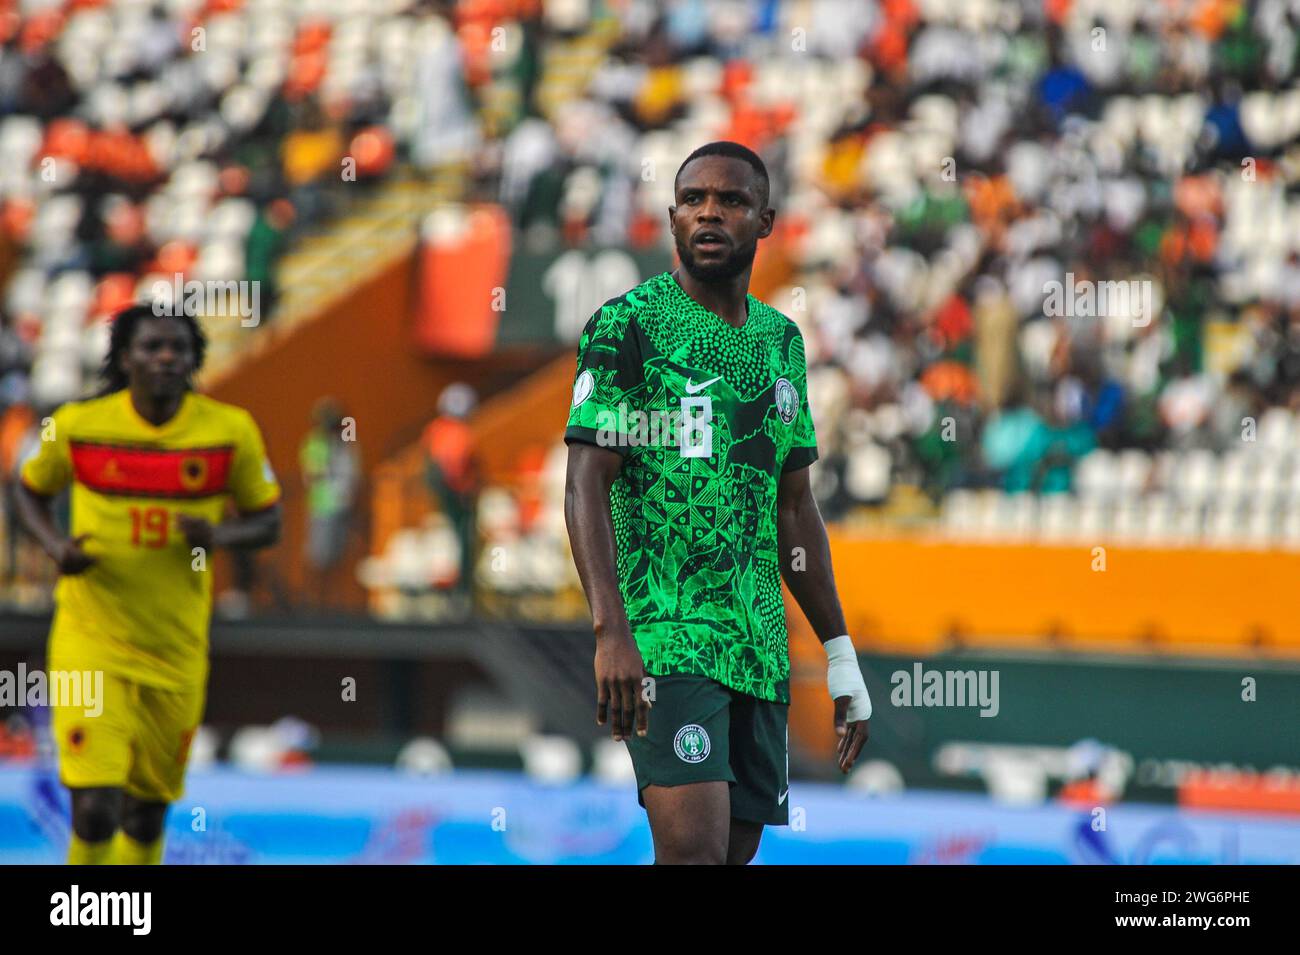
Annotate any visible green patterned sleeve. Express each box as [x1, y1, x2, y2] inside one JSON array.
[[783, 327, 819, 473], [563, 302, 644, 456]]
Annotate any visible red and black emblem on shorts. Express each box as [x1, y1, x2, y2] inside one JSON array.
[[67, 727, 86, 753]]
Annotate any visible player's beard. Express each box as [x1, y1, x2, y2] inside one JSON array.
[[676, 232, 758, 283]]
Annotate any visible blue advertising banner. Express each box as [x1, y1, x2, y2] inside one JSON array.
[[1, 766, 1296, 865]]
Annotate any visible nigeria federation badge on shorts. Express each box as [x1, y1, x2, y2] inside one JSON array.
[[673, 724, 711, 763]]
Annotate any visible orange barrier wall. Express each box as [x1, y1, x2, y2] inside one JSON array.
[[783, 536, 1300, 759], [797, 535, 1300, 656]]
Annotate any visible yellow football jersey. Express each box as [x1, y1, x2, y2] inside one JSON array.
[[20, 390, 280, 690]]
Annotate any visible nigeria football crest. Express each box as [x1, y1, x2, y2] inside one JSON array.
[[673, 724, 711, 763], [774, 377, 798, 425], [572, 369, 595, 408]]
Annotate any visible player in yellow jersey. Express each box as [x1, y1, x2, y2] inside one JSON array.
[[14, 303, 282, 865]]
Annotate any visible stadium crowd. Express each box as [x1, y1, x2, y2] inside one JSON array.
[[0, 0, 463, 420], [0, 0, 470, 601], [481, 0, 1300, 514]]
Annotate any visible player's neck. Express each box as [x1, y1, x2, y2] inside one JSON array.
[[128, 388, 185, 427], [672, 268, 750, 328]]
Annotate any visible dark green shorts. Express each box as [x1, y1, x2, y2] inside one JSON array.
[[625, 672, 790, 826]]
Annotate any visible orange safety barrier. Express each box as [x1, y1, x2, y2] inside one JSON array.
[[801, 533, 1300, 656], [415, 205, 511, 358]]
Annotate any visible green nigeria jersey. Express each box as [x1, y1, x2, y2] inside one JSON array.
[[564, 270, 818, 703]]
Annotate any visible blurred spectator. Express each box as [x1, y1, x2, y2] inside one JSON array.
[[422, 383, 479, 601], [84, 196, 151, 277], [0, 387, 34, 584], [983, 385, 1095, 494], [1210, 369, 1260, 450], [1159, 358, 1216, 451], [2, 391, 56, 599], [411, 16, 481, 169], [299, 398, 361, 609], [0, 312, 30, 384], [245, 199, 296, 320], [281, 98, 344, 228]]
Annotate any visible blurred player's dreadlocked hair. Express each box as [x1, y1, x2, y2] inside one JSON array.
[[98, 304, 207, 396]]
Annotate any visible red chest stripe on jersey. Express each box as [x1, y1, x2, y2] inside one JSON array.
[[70, 442, 235, 498]]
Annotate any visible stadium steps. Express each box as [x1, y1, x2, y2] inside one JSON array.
[[534, 17, 621, 119], [202, 163, 469, 379], [271, 169, 465, 320]]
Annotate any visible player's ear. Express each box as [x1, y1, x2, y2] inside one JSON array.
[[758, 206, 775, 240]]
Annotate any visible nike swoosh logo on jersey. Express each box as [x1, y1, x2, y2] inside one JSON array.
[[778, 789, 788, 805], [684, 375, 722, 394]]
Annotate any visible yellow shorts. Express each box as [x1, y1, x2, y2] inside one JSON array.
[[50, 671, 204, 804]]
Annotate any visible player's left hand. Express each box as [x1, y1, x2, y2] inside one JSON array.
[[177, 514, 214, 550], [823, 635, 871, 774], [833, 698, 869, 774]]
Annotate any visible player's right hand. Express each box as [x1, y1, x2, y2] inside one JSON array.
[[593, 630, 649, 742], [51, 535, 96, 575]]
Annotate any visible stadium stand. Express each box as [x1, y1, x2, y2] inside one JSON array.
[[348, 0, 1300, 627]]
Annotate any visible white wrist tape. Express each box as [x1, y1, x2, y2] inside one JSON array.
[[824, 634, 872, 721]]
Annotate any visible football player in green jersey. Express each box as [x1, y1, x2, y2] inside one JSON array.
[[564, 141, 872, 865]]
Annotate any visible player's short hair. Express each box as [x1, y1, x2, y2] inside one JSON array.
[[98, 303, 207, 395], [675, 141, 771, 208]]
